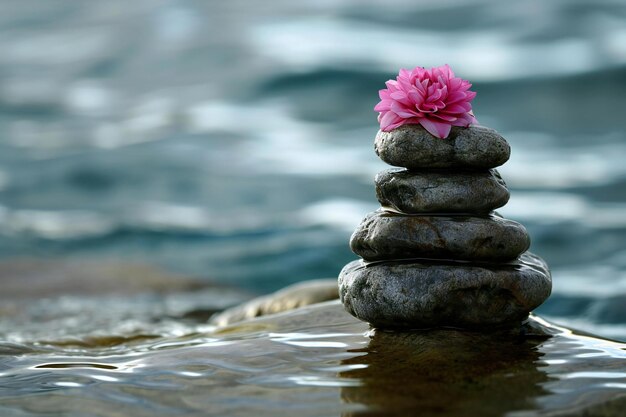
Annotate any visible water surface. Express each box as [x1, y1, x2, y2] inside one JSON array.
[[1, 301, 625, 416]]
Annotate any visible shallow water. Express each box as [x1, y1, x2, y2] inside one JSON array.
[[1, 301, 625, 417]]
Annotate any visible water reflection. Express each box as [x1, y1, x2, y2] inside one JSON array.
[[0, 302, 624, 416], [339, 323, 551, 416], [338, 315, 626, 416]]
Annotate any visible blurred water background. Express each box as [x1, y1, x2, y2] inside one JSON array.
[[0, 0, 625, 340]]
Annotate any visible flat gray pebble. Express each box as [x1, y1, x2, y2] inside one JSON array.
[[375, 125, 510, 169], [375, 168, 509, 214], [350, 211, 530, 262]]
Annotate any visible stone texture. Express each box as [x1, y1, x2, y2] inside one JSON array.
[[338, 252, 552, 329], [375, 168, 509, 214], [211, 279, 338, 326], [374, 125, 510, 169], [350, 211, 530, 262]]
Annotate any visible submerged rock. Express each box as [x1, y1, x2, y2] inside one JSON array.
[[375, 168, 509, 214], [210, 279, 338, 326], [339, 252, 552, 329], [350, 211, 530, 262], [374, 125, 510, 169]]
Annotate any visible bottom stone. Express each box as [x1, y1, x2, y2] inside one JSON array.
[[338, 252, 551, 329]]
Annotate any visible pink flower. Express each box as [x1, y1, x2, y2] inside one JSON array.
[[374, 64, 478, 138]]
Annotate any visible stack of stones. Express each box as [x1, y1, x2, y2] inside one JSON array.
[[339, 125, 552, 329]]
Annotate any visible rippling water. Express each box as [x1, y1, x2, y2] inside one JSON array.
[[0, 0, 625, 384], [1, 302, 625, 416]]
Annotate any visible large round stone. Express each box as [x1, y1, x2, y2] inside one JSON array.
[[374, 125, 510, 169], [338, 252, 552, 329], [375, 168, 509, 214], [350, 211, 530, 262]]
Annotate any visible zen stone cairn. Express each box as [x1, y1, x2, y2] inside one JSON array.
[[339, 124, 552, 329]]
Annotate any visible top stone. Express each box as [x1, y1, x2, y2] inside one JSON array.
[[375, 125, 510, 169]]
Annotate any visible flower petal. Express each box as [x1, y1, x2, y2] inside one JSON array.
[[431, 112, 457, 122], [380, 111, 401, 131], [407, 90, 424, 104], [420, 118, 452, 138], [391, 101, 419, 117], [397, 75, 412, 92], [446, 91, 467, 103], [378, 89, 391, 100], [390, 91, 412, 106], [444, 102, 471, 113], [385, 120, 407, 131], [385, 80, 398, 91], [374, 100, 391, 112]]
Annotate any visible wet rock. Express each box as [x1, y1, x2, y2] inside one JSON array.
[[350, 211, 530, 262], [210, 279, 339, 326], [339, 252, 552, 329], [375, 125, 510, 169], [375, 168, 509, 214]]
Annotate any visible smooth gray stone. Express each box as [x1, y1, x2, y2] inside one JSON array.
[[375, 168, 509, 214], [374, 125, 510, 169], [338, 252, 552, 329], [210, 279, 338, 326], [350, 211, 530, 262]]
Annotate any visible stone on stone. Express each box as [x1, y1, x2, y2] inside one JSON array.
[[350, 211, 530, 262], [375, 168, 509, 214], [338, 252, 552, 329], [374, 125, 510, 169]]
